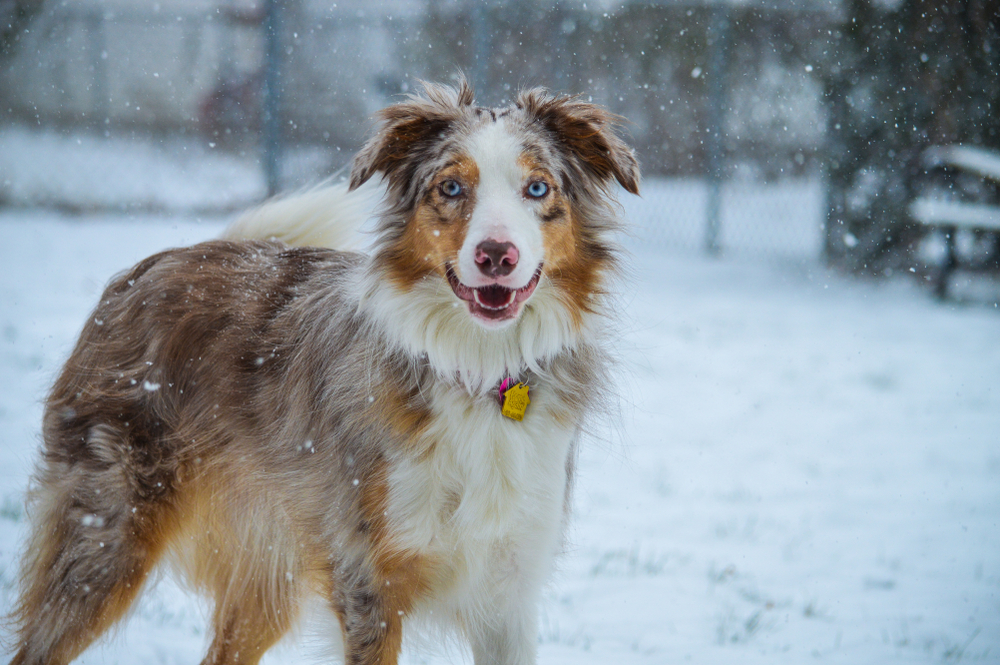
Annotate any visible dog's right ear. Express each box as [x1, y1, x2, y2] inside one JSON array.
[[350, 79, 475, 191]]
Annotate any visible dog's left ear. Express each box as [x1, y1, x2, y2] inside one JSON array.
[[518, 90, 640, 196], [350, 79, 475, 191]]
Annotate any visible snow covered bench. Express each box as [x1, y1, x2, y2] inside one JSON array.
[[909, 145, 1000, 298]]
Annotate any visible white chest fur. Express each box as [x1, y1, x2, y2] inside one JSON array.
[[385, 378, 577, 610]]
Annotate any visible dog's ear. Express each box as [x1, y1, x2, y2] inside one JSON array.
[[350, 79, 475, 191], [518, 90, 640, 196]]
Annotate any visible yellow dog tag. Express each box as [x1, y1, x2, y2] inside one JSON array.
[[501, 383, 530, 421]]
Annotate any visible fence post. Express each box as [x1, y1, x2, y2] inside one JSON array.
[[704, 2, 730, 255], [87, 10, 109, 129], [262, 0, 282, 198], [471, 2, 490, 101]]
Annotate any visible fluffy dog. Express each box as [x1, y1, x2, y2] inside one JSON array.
[[9, 79, 639, 665]]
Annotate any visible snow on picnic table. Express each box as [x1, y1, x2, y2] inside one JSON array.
[[0, 200, 997, 664]]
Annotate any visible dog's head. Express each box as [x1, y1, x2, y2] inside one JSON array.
[[352, 79, 639, 333]]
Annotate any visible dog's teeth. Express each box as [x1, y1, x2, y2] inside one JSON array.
[[473, 289, 515, 310], [472, 290, 492, 309]]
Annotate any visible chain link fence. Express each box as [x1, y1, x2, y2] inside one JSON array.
[[1, 0, 837, 260]]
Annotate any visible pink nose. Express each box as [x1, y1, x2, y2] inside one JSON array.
[[475, 240, 519, 278]]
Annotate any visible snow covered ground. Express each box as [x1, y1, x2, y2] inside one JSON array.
[[0, 126, 338, 214], [0, 193, 997, 664], [0, 126, 266, 213]]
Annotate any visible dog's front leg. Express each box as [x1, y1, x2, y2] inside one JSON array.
[[338, 578, 405, 665], [465, 545, 551, 665], [468, 600, 539, 665], [336, 542, 429, 665]]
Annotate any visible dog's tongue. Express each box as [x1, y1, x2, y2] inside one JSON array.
[[474, 285, 514, 309]]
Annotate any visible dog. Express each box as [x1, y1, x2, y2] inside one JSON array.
[[9, 79, 639, 665]]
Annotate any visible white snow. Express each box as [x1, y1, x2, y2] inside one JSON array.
[[910, 198, 1000, 231], [0, 126, 266, 212], [923, 145, 1000, 183], [622, 177, 825, 257], [0, 186, 997, 664]]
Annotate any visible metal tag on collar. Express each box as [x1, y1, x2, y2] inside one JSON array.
[[500, 381, 530, 421]]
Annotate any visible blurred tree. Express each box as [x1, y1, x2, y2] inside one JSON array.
[[0, 0, 42, 60], [823, 0, 1000, 274]]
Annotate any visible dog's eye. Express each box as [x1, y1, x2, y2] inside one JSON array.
[[526, 181, 549, 199], [439, 180, 463, 198]]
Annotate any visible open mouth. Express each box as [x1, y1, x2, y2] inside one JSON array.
[[445, 264, 542, 322]]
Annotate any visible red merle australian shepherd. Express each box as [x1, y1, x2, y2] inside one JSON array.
[[9, 79, 639, 665]]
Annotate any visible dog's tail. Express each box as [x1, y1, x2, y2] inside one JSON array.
[[222, 179, 381, 250]]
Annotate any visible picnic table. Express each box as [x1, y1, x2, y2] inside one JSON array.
[[909, 145, 1000, 299]]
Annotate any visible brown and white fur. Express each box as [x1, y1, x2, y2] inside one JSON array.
[[8, 79, 639, 665]]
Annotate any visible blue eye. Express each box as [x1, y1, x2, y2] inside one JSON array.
[[526, 181, 549, 198], [440, 180, 463, 197]]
